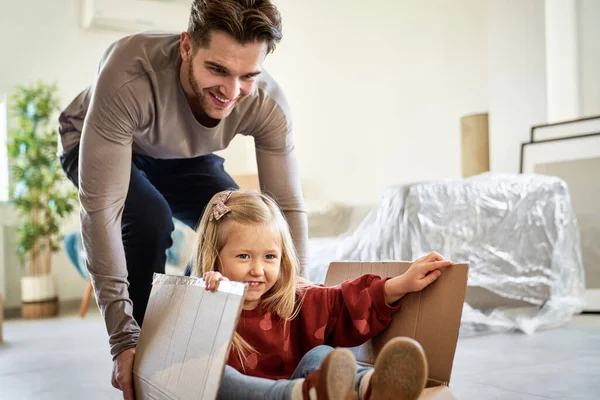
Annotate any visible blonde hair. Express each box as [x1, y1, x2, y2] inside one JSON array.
[[190, 189, 306, 367]]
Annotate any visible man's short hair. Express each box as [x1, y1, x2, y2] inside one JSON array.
[[188, 0, 283, 53]]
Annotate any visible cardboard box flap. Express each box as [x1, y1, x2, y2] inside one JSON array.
[[324, 262, 468, 386], [133, 274, 247, 400], [420, 386, 457, 399]]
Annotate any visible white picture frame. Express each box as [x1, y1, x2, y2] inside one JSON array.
[[530, 115, 600, 142], [521, 134, 600, 312]]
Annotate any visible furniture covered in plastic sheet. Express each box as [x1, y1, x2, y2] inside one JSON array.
[[307, 173, 586, 335]]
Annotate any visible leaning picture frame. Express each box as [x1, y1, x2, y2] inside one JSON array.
[[520, 133, 600, 312], [530, 115, 600, 142]]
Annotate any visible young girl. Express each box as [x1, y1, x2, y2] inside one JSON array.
[[191, 190, 453, 400]]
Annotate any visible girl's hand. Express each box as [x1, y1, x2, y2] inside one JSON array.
[[203, 271, 229, 291], [384, 252, 453, 304], [401, 252, 453, 293]]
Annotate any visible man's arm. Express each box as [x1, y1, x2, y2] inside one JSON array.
[[252, 100, 308, 271], [256, 145, 308, 268], [79, 83, 140, 358]]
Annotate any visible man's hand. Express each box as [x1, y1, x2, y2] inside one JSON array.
[[112, 347, 136, 400], [384, 252, 453, 304]]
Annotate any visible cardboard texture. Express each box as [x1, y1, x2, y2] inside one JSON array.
[[133, 274, 247, 400], [324, 262, 468, 399], [461, 113, 490, 177], [135, 262, 467, 400], [419, 386, 457, 400]]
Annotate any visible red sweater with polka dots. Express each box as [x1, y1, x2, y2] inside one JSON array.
[[227, 274, 401, 380]]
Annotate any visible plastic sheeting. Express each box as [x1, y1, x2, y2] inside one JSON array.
[[334, 173, 586, 335]]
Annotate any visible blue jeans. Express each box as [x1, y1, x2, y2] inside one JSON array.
[[59, 144, 238, 325], [218, 345, 372, 400]]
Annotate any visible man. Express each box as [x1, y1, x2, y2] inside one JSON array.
[[57, 1, 307, 398]]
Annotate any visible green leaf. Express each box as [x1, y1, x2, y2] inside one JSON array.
[[7, 81, 78, 269]]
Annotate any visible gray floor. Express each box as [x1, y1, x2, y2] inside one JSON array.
[[1, 310, 599, 399]]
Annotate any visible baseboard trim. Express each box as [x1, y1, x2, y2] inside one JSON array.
[[583, 289, 600, 312], [3, 298, 97, 319]]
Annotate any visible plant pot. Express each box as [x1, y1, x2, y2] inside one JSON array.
[[20, 274, 59, 319]]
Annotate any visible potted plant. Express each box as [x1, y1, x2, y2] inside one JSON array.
[[7, 82, 78, 319]]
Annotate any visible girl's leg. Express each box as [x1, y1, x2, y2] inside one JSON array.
[[291, 345, 374, 398], [290, 345, 335, 379], [218, 365, 300, 400], [300, 348, 357, 399], [356, 364, 374, 398], [358, 337, 428, 400], [218, 347, 358, 400]]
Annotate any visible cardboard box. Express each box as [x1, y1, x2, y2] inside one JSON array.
[[461, 113, 490, 178], [134, 262, 468, 399], [133, 274, 247, 400], [324, 262, 468, 400]]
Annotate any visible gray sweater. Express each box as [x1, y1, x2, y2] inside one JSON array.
[[58, 32, 307, 358]]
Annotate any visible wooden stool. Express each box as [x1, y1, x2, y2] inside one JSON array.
[[79, 281, 94, 318]]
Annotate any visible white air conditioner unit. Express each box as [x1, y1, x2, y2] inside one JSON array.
[[81, 0, 190, 33]]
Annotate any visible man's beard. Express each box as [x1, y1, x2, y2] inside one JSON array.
[[188, 60, 206, 109], [187, 60, 241, 122]]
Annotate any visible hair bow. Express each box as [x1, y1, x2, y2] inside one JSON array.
[[209, 191, 233, 221]]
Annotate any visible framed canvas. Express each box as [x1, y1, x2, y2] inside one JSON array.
[[521, 133, 600, 312], [530, 115, 600, 142]]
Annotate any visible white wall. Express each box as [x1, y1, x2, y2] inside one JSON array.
[[0, 1, 129, 110], [266, 0, 489, 203], [4, 0, 594, 306], [545, 0, 580, 122], [486, 0, 547, 173], [0, 0, 491, 205], [0, 0, 128, 307], [577, 0, 600, 117], [0, 0, 490, 304], [486, 0, 600, 173]]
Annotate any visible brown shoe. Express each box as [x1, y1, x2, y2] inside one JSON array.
[[302, 348, 358, 399], [365, 337, 427, 400]]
